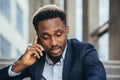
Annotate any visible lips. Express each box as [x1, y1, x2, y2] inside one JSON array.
[[50, 47, 62, 55]]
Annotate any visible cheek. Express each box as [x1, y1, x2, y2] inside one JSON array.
[[57, 35, 67, 45], [41, 41, 50, 50]]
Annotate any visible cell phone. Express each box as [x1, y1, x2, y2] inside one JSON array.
[[37, 36, 42, 45], [37, 36, 46, 54]]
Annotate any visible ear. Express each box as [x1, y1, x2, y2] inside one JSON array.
[[65, 26, 69, 35]]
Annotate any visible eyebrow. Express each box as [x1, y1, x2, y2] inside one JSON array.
[[40, 32, 50, 37], [40, 28, 64, 36], [54, 28, 64, 32]]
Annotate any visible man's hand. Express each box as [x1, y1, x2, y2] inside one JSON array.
[[12, 35, 44, 73]]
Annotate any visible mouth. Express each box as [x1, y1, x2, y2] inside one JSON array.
[[50, 47, 62, 55]]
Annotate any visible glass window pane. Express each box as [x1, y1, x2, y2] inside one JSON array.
[[0, 36, 11, 57], [99, 0, 109, 26], [98, 0, 109, 61], [75, 0, 83, 41], [99, 33, 109, 61], [0, 0, 11, 21], [16, 4, 23, 35]]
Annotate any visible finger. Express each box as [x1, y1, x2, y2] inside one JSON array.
[[28, 47, 43, 57], [29, 44, 44, 52], [33, 35, 38, 44], [36, 44, 44, 51], [29, 46, 43, 57], [31, 43, 44, 51], [32, 51, 40, 58], [35, 48, 43, 56]]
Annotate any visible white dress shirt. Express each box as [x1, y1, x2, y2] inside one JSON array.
[[42, 45, 67, 80]]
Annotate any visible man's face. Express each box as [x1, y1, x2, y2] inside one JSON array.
[[37, 17, 69, 57]]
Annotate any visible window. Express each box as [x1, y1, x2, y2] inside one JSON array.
[[60, 0, 64, 9], [99, 33, 109, 61], [16, 4, 23, 35], [98, 0, 109, 61], [0, 0, 11, 21], [0, 36, 11, 57], [75, 0, 83, 41], [99, 0, 109, 26]]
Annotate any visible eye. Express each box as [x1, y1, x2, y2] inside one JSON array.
[[42, 35, 50, 40], [56, 32, 62, 37]]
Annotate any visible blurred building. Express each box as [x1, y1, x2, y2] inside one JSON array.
[[0, 0, 120, 80], [0, 0, 29, 68]]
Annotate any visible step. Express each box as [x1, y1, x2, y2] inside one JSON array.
[[105, 64, 120, 75], [107, 75, 120, 80], [103, 61, 120, 75]]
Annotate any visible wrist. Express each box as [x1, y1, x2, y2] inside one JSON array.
[[12, 60, 28, 73], [9, 65, 21, 76]]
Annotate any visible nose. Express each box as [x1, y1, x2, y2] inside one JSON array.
[[50, 37, 57, 46]]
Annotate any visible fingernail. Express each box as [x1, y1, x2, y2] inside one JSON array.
[[38, 56, 40, 58], [41, 53, 43, 56], [42, 48, 44, 51]]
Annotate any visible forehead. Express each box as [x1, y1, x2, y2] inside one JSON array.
[[37, 17, 65, 33]]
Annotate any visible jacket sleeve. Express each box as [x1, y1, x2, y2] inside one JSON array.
[[0, 65, 30, 80], [0, 66, 10, 80], [82, 43, 106, 80]]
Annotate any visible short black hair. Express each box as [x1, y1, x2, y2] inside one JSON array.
[[32, 5, 66, 31]]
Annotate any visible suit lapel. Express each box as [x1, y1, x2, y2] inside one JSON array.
[[62, 40, 73, 80], [35, 53, 46, 80]]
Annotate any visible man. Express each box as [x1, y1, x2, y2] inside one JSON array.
[[0, 5, 106, 80]]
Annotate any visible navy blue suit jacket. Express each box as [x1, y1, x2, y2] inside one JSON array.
[[0, 39, 106, 80]]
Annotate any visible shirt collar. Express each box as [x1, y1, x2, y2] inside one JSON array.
[[46, 44, 67, 65]]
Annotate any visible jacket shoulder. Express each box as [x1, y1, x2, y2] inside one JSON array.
[[69, 38, 96, 59], [70, 38, 94, 49]]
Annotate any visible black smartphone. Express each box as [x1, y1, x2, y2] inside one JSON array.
[[37, 36, 46, 54], [37, 36, 42, 45]]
